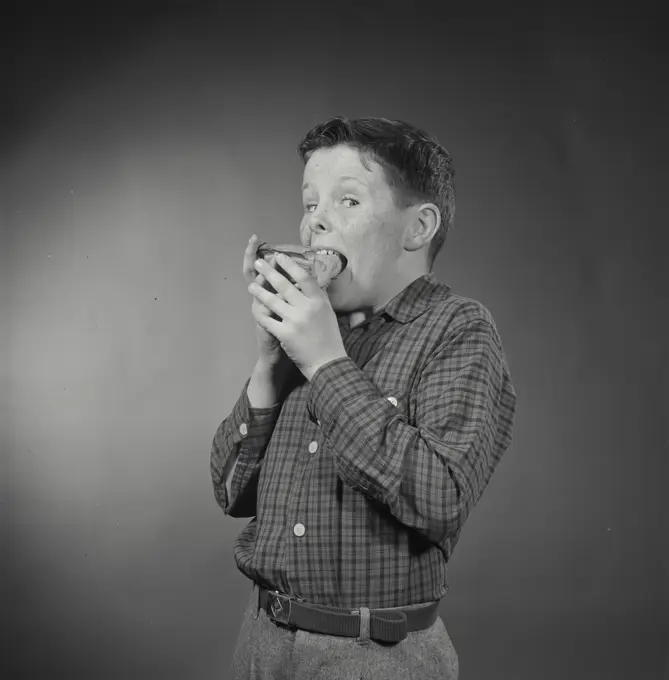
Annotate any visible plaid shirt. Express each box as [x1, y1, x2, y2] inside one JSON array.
[[210, 273, 516, 609]]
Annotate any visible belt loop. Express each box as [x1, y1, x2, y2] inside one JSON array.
[[253, 582, 260, 620], [357, 607, 371, 646]]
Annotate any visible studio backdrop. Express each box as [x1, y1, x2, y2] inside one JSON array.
[[4, 3, 666, 679]]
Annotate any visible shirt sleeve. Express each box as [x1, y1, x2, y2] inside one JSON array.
[[306, 319, 516, 547], [210, 376, 283, 518]]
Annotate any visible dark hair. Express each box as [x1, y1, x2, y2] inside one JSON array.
[[297, 117, 455, 270]]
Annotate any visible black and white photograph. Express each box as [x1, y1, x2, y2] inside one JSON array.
[[4, 1, 666, 678]]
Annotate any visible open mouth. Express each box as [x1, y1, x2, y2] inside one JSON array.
[[256, 242, 348, 288]]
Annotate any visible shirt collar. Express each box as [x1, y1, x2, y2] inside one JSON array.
[[337, 273, 452, 329], [381, 273, 451, 323]]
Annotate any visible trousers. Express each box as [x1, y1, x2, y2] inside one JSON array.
[[229, 582, 459, 679]]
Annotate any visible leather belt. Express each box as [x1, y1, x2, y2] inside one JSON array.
[[257, 586, 439, 643]]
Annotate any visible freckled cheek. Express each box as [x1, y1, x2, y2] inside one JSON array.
[[299, 219, 310, 244]]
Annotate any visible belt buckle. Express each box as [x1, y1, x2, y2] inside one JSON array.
[[268, 590, 292, 626]]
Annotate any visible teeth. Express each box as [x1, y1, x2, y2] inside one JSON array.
[[316, 249, 339, 256]]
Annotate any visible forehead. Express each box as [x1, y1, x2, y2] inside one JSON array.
[[302, 145, 385, 188]]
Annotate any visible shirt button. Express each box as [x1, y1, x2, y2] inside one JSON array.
[[293, 523, 306, 537], [387, 396, 398, 407], [308, 441, 318, 454], [239, 423, 248, 436]]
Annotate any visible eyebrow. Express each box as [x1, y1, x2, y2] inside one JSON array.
[[302, 176, 367, 191], [340, 176, 367, 186]]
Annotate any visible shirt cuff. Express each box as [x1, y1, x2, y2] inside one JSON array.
[[211, 376, 283, 488], [306, 357, 381, 430]]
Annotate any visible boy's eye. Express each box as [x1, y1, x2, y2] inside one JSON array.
[[304, 197, 358, 212]]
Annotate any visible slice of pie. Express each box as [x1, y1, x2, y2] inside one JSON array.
[[256, 242, 348, 289]]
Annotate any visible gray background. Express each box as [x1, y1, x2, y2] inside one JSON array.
[[3, 1, 667, 678]]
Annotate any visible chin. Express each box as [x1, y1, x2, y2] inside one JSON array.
[[325, 269, 363, 313], [326, 286, 349, 313], [328, 288, 367, 316], [326, 288, 344, 311]]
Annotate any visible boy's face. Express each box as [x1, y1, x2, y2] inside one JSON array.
[[300, 144, 410, 313]]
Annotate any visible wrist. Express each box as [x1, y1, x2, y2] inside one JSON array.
[[248, 358, 295, 408], [303, 353, 348, 382], [254, 357, 294, 379]]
